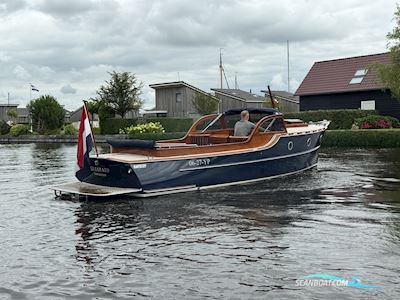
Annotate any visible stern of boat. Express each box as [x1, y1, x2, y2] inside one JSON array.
[[82, 156, 142, 189]]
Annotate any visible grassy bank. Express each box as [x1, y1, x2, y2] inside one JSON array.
[[323, 129, 400, 147]]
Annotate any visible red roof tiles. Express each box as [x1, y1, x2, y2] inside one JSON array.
[[295, 52, 391, 96]]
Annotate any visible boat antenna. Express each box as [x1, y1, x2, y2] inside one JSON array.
[[267, 85, 278, 110], [83, 100, 99, 157]]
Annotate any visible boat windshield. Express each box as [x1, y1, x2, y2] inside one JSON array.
[[201, 113, 223, 133], [193, 110, 278, 133], [224, 112, 270, 130]]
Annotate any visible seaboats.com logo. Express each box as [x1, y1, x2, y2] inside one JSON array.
[[296, 274, 382, 289]]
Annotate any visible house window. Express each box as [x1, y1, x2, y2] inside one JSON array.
[[361, 100, 375, 110], [176, 92, 182, 103], [349, 68, 368, 84]]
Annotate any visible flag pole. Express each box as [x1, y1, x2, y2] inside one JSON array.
[[83, 100, 99, 157]]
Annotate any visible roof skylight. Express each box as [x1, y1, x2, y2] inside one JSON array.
[[349, 68, 368, 84]]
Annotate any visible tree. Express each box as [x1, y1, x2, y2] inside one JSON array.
[[85, 99, 100, 121], [375, 4, 400, 100], [27, 95, 65, 134], [95, 71, 144, 118], [192, 92, 219, 115], [7, 109, 17, 119]]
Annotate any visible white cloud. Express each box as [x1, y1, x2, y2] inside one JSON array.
[[60, 84, 77, 94], [0, 0, 397, 109], [12, 65, 30, 80], [0, 51, 11, 62]]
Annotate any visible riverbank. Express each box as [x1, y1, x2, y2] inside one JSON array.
[[1, 129, 399, 147], [0, 134, 129, 144]]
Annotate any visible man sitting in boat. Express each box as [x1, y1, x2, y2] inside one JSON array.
[[234, 110, 255, 136]]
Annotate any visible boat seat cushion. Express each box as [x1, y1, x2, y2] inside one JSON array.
[[107, 139, 156, 149]]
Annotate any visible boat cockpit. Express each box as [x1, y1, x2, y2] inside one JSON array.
[[107, 108, 309, 157], [171, 108, 301, 146]]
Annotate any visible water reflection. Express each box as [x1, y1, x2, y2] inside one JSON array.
[[30, 143, 65, 170], [1, 145, 400, 299]]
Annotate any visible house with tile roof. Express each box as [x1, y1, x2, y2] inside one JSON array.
[[0, 104, 32, 124], [295, 52, 400, 119]]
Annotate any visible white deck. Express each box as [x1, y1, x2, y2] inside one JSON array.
[[286, 123, 328, 134], [98, 152, 153, 163], [51, 182, 141, 197]]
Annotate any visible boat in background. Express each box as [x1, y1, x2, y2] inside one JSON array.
[[52, 108, 330, 198]]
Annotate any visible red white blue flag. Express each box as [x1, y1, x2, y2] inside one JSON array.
[[30, 84, 39, 92], [75, 105, 93, 181]]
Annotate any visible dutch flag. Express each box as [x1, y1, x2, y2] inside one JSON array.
[[75, 105, 93, 181], [30, 84, 39, 92]]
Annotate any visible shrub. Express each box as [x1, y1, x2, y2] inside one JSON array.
[[121, 122, 165, 134], [145, 118, 193, 132], [322, 129, 400, 147], [43, 128, 62, 135], [10, 124, 30, 136], [0, 121, 11, 135], [354, 115, 400, 129], [100, 118, 137, 134], [63, 124, 78, 135], [284, 109, 378, 129]]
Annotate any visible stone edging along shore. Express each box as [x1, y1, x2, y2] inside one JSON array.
[[0, 134, 129, 144]]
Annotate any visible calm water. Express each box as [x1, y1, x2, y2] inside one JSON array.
[[0, 144, 400, 299]]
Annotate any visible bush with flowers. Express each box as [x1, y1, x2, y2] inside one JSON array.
[[120, 122, 165, 134], [355, 115, 400, 129]]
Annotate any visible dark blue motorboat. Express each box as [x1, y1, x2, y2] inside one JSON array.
[[52, 108, 330, 198]]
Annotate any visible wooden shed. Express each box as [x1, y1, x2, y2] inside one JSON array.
[[149, 81, 219, 117]]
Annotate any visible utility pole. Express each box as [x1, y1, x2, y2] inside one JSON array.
[[287, 40, 290, 92], [7, 92, 9, 105], [235, 72, 238, 89]]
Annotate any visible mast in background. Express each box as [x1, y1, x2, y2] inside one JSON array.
[[287, 40, 290, 92], [219, 48, 223, 88], [219, 49, 230, 89], [235, 72, 238, 89]]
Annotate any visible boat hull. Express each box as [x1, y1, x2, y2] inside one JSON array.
[[82, 131, 324, 196]]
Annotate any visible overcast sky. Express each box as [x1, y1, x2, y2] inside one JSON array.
[[0, 0, 397, 110]]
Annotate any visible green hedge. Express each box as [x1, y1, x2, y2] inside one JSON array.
[[127, 132, 186, 140], [322, 129, 400, 147], [145, 118, 193, 132], [284, 109, 378, 129], [100, 118, 137, 134]]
